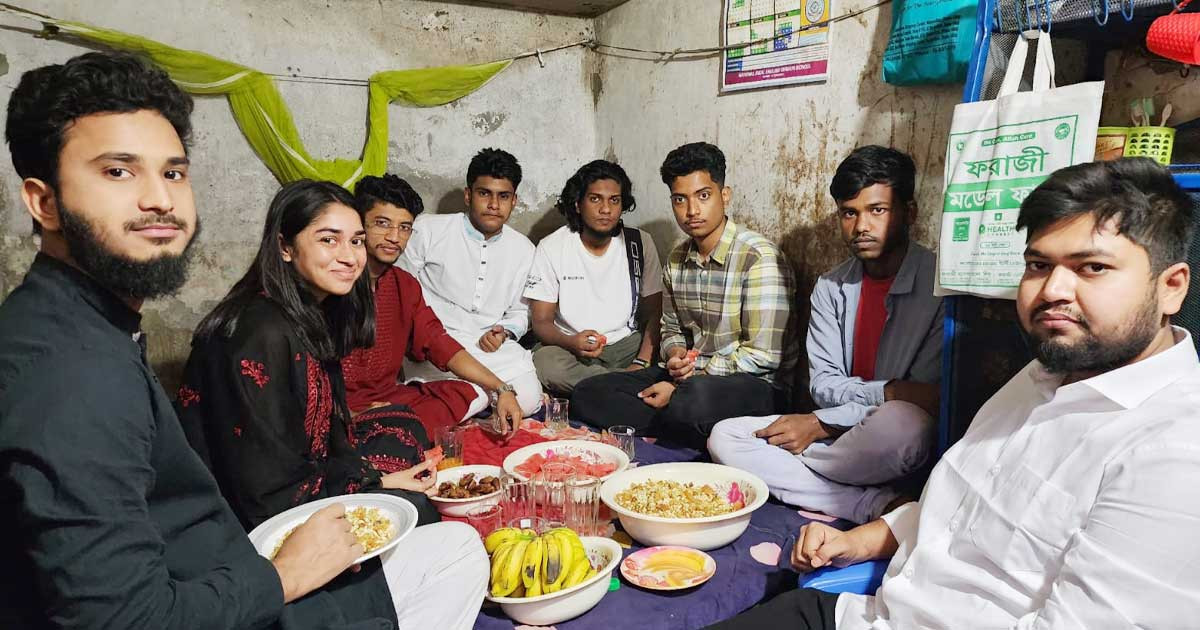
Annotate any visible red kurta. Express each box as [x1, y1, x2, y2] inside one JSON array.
[[342, 267, 480, 434]]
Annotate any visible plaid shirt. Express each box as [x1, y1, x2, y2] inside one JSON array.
[[660, 219, 799, 388]]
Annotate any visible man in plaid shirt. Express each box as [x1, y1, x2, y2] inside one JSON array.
[[572, 143, 799, 447]]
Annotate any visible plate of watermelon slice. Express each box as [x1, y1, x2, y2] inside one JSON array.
[[502, 440, 630, 482]]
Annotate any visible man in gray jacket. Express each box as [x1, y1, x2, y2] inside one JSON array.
[[708, 147, 943, 523]]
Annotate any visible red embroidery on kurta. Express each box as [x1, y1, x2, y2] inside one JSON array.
[[366, 453, 415, 474], [177, 384, 200, 408], [240, 359, 269, 388], [358, 422, 421, 449], [302, 354, 332, 458]]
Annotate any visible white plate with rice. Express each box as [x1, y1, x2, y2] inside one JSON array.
[[248, 493, 419, 565]]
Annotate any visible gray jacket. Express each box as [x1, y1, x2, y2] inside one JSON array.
[[806, 242, 944, 427]]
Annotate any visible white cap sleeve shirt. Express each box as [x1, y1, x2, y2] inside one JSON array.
[[523, 225, 663, 344]]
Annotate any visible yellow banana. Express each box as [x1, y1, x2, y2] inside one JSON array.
[[551, 532, 576, 589], [542, 532, 563, 586], [644, 549, 707, 574], [521, 528, 538, 538], [521, 536, 544, 589], [491, 538, 529, 597], [484, 527, 522, 555], [526, 578, 543, 597], [489, 541, 516, 591], [563, 555, 592, 588], [584, 567, 598, 582]]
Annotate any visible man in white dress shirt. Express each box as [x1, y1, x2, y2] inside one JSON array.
[[709, 158, 1200, 629], [399, 148, 543, 415]]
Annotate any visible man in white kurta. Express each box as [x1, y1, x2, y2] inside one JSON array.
[[707, 159, 1200, 630], [398, 148, 543, 415]]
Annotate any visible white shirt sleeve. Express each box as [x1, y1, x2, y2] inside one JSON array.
[[640, 231, 664, 297], [880, 500, 920, 552], [1014, 442, 1200, 629], [496, 244, 534, 339], [522, 244, 559, 303]]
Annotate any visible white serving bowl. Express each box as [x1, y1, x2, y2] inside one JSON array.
[[599, 462, 769, 551], [487, 536, 622, 626], [248, 493, 418, 565], [502, 440, 630, 482], [428, 464, 503, 518]]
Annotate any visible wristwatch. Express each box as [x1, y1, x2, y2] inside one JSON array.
[[489, 383, 516, 407]]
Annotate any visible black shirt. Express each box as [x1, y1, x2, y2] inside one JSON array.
[[0, 255, 396, 629]]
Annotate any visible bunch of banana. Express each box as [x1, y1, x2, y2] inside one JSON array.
[[484, 526, 598, 598]]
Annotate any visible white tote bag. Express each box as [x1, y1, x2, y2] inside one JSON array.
[[936, 31, 1103, 299]]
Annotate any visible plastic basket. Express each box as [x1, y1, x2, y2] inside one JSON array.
[[1124, 126, 1176, 164]]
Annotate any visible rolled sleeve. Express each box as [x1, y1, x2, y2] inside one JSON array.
[[813, 401, 876, 428], [403, 275, 465, 370]]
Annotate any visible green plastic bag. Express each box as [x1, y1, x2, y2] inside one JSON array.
[[883, 0, 978, 86]]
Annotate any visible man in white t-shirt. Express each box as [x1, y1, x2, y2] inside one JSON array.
[[524, 160, 664, 394], [707, 159, 1200, 629]]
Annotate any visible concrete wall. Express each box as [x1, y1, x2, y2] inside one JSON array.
[[593, 0, 963, 299], [0, 0, 595, 390]]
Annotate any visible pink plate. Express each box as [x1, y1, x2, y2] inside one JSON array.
[[620, 545, 716, 591]]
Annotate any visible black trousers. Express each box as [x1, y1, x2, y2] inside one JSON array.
[[570, 366, 781, 448], [704, 588, 839, 630]]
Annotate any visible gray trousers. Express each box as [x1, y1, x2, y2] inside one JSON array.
[[707, 400, 935, 524], [532, 331, 642, 395]]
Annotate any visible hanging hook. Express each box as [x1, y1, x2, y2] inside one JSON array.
[[1025, 0, 1038, 32], [992, 0, 1002, 31], [1094, 0, 1110, 26], [1041, 0, 1053, 32], [1121, 0, 1135, 21], [535, 49, 545, 68]]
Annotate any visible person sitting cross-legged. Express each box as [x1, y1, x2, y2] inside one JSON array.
[[398, 148, 543, 416], [571, 143, 799, 448], [340, 173, 522, 455], [708, 147, 943, 524], [524, 160, 664, 396]]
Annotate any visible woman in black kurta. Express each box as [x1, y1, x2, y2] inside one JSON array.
[[176, 180, 437, 531]]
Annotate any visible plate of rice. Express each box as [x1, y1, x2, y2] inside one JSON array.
[[600, 463, 768, 550], [248, 493, 419, 565]]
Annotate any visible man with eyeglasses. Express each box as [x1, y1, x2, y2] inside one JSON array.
[[341, 174, 522, 445]]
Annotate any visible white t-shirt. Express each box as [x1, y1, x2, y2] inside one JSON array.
[[523, 225, 663, 343]]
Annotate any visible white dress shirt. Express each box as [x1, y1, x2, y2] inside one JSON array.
[[398, 213, 535, 381], [838, 327, 1200, 629]]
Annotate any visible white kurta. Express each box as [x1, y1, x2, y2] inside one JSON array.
[[837, 327, 1200, 629], [398, 213, 536, 382]]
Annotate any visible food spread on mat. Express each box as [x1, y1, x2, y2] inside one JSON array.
[[485, 526, 599, 598], [438, 472, 500, 498], [514, 451, 618, 478], [614, 480, 744, 518]]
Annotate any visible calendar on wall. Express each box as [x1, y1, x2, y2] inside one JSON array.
[[722, 0, 831, 92]]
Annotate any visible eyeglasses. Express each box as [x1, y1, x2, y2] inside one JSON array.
[[367, 220, 415, 236]]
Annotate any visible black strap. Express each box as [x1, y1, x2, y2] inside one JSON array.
[[622, 227, 644, 330]]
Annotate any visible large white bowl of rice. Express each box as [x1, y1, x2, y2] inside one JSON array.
[[599, 462, 768, 551]]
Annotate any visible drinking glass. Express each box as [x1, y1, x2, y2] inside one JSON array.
[[534, 461, 575, 523], [545, 397, 570, 435], [564, 473, 602, 536], [434, 424, 464, 470], [604, 425, 637, 462], [466, 503, 503, 538], [501, 475, 536, 524]]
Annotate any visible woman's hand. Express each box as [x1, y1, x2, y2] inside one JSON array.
[[380, 458, 438, 495]]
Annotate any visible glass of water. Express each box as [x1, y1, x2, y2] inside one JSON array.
[[604, 425, 637, 462], [545, 397, 570, 435]]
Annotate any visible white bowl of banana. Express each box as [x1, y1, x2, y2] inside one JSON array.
[[483, 526, 623, 626]]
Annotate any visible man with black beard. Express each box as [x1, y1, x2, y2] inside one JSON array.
[[0, 52, 432, 629], [523, 159, 664, 394], [708, 158, 1200, 630]]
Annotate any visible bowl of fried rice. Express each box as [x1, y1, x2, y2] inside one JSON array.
[[599, 463, 768, 550]]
